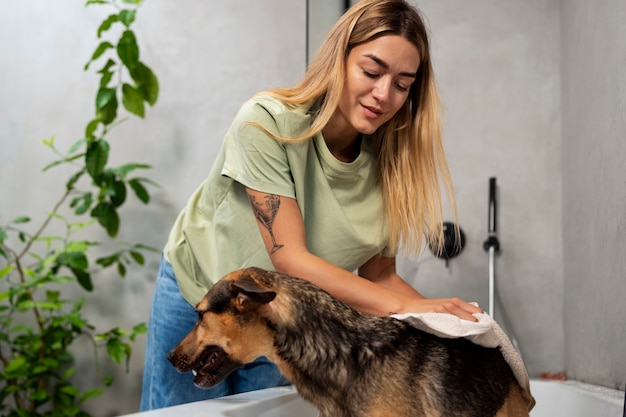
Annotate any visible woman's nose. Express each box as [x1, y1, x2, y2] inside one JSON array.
[[372, 78, 391, 102]]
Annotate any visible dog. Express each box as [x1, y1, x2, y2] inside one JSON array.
[[168, 267, 531, 417]]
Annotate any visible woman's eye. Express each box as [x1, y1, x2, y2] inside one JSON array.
[[363, 70, 379, 78], [395, 83, 409, 92]]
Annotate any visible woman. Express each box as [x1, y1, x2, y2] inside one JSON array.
[[140, 0, 481, 410]]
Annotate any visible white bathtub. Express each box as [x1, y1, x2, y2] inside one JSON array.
[[122, 379, 624, 417], [529, 379, 623, 417]]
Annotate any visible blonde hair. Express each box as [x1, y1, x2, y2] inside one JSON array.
[[256, 0, 457, 257]]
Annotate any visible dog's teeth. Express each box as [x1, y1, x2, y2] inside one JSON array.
[[192, 370, 197, 376]]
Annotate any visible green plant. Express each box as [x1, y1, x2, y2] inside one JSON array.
[[0, 1, 159, 415]]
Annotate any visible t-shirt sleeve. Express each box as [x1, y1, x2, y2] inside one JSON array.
[[221, 97, 296, 198]]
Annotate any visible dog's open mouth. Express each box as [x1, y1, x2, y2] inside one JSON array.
[[190, 345, 243, 388]]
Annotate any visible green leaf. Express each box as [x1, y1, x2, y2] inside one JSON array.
[[109, 179, 127, 208], [97, 14, 119, 38], [86, 140, 110, 179], [85, 41, 114, 70], [11, 216, 30, 224], [97, 58, 116, 90], [100, 69, 114, 88], [66, 168, 86, 190], [129, 250, 144, 265], [43, 153, 84, 172], [98, 58, 116, 74], [68, 220, 97, 234], [67, 136, 88, 155], [106, 338, 129, 364], [128, 178, 150, 203], [116, 163, 150, 178], [96, 86, 116, 109], [46, 290, 61, 303], [57, 252, 89, 270], [29, 389, 48, 401], [122, 83, 145, 118], [73, 267, 94, 291], [118, 9, 136, 27], [95, 87, 118, 124], [60, 385, 80, 396], [133, 322, 148, 334], [80, 388, 104, 403], [91, 202, 120, 237], [4, 357, 28, 374], [15, 299, 36, 311], [41, 135, 55, 147], [117, 261, 126, 277], [9, 325, 32, 335], [42, 158, 65, 171], [117, 30, 139, 69], [96, 252, 120, 267], [133, 242, 159, 252], [66, 241, 90, 253], [130, 62, 159, 106], [0, 264, 14, 279], [36, 301, 63, 310], [71, 192, 93, 215], [62, 366, 76, 381], [85, 119, 100, 138]]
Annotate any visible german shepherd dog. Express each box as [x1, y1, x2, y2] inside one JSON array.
[[168, 267, 531, 417]]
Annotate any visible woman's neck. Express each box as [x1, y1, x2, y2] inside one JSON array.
[[322, 117, 362, 163]]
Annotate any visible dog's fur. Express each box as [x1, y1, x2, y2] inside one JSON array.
[[168, 267, 530, 417]]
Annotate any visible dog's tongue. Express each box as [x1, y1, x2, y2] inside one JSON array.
[[193, 348, 221, 377], [204, 349, 221, 370], [191, 349, 225, 387]]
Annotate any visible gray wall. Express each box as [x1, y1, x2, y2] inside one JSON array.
[[398, 0, 564, 378], [561, 0, 626, 388], [1, 0, 624, 415], [407, 0, 626, 391]]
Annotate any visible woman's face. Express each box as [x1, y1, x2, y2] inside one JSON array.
[[334, 35, 420, 138]]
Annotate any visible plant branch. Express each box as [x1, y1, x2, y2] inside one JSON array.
[[16, 187, 74, 260]]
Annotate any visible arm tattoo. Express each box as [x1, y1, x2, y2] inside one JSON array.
[[248, 193, 284, 254]]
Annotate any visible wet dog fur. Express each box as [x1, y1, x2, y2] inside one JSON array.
[[168, 267, 530, 417]]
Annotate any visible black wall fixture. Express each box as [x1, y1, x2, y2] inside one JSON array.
[[429, 221, 466, 266]]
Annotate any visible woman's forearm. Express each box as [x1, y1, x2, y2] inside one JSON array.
[[271, 250, 412, 316]]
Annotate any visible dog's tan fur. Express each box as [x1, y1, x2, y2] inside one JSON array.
[[168, 267, 532, 417]]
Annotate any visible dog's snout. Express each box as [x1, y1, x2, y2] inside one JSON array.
[[167, 349, 189, 370]]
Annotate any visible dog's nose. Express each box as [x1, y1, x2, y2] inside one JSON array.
[[167, 350, 186, 368]]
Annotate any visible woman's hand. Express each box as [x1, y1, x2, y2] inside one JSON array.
[[359, 255, 482, 321], [400, 297, 483, 322]]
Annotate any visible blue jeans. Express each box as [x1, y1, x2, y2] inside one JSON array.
[[140, 256, 290, 411]]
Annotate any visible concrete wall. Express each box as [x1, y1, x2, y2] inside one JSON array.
[[1, 0, 624, 415], [398, 0, 564, 378], [560, 0, 626, 389]]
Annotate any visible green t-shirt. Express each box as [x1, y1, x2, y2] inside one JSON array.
[[165, 95, 390, 306]]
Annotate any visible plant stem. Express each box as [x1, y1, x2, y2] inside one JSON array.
[[17, 187, 73, 260]]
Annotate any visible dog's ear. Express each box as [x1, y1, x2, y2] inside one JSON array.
[[230, 274, 276, 312]]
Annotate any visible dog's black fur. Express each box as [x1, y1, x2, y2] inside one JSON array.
[[168, 267, 531, 417]]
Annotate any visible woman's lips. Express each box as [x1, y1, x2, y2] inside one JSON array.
[[362, 104, 383, 119]]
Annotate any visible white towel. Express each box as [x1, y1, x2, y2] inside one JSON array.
[[391, 309, 536, 411]]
